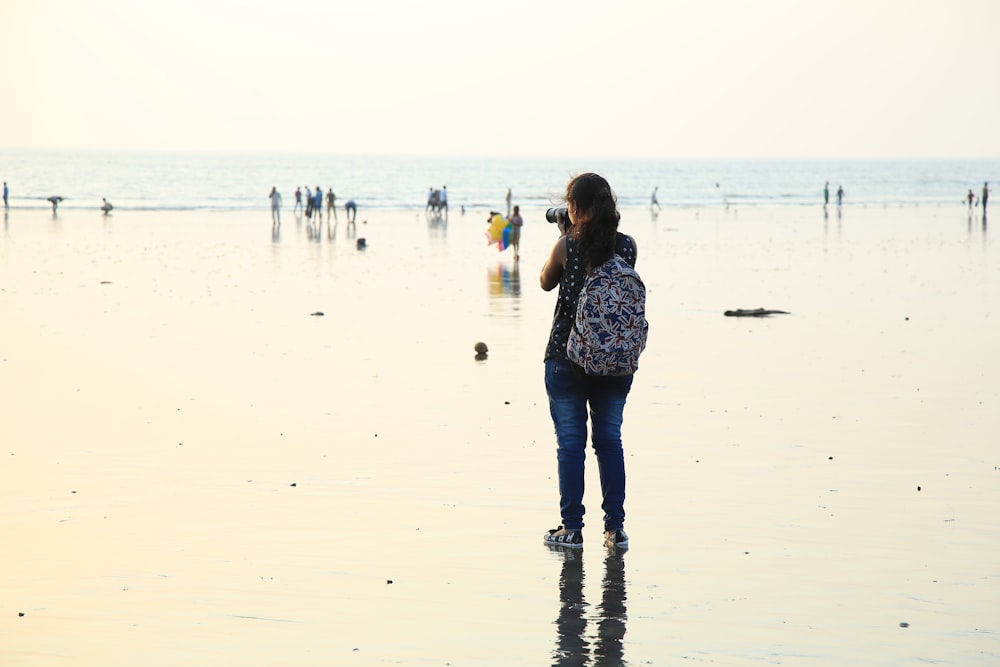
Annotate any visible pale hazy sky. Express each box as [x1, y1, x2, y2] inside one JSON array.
[[3, 0, 998, 158]]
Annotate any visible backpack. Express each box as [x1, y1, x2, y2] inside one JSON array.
[[567, 255, 648, 375]]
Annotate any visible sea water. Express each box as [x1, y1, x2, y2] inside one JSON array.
[[1, 149, 997, 213]]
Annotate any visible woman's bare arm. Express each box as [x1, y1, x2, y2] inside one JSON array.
[[539, 235, 568, 291]]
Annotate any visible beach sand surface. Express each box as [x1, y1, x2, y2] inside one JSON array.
[[1, 205, 997, 666]]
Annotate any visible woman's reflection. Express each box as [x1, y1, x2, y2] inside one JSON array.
[[595, 550, 627, 665], [549, 547, 627, 666], [551, 545, 589, 666]]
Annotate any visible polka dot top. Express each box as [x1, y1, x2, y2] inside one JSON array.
[[544, 232, 638, 363]]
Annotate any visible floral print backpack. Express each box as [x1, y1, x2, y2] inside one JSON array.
[[567, 255, 648, 375]]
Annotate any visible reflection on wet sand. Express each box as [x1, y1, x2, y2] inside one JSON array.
[[487, 260, 521, 317], [2, 203, 996, 665], [551, 547, 627, 667]]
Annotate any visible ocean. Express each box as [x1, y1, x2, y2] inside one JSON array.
[[1, 149, 997, 213]]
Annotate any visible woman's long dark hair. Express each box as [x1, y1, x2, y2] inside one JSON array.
[[566, 173, 620, 271]]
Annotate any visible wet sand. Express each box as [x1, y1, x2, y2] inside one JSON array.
[[1, 204, 997, 666]]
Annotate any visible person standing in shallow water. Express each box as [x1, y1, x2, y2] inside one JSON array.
[[983, 182, 989, 215], [539, 173, 638, 551], [269, 186, 282, 225], [326, 189, 336, 222], [509, 205, 523, 259], [313, 186, 323, 225]]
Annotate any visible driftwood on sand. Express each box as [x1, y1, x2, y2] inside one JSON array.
[[724, 308, 790, 317]]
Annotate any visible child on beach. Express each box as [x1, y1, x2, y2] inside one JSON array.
[[510, 205, 523, 259]]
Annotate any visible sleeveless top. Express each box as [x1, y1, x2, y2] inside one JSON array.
[[544, 232, 638, 362]]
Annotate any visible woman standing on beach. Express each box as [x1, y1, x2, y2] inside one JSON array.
[[539, 173, 638, 551]]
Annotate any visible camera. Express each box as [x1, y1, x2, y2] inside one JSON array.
[[545, 207, 569, 225]]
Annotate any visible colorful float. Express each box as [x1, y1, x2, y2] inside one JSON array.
[[484, 212, 513, 251]]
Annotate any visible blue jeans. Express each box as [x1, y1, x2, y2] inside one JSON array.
[[545, 358, 633, 532]]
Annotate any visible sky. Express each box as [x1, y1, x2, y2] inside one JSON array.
[[2, 0, 998, 158]]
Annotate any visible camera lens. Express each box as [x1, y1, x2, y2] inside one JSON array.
[[546, 207, 567, 224]]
